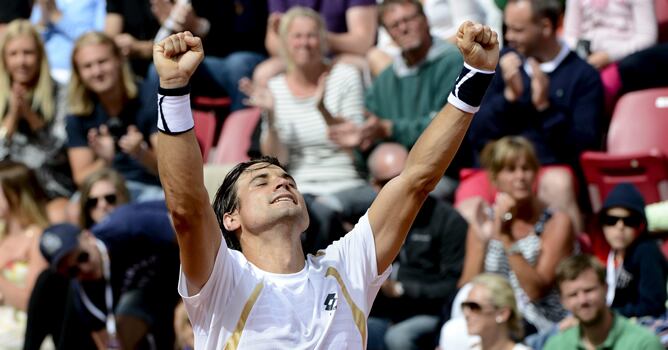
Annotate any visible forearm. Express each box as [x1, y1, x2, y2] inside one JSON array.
[[505, 251, 550, 301], [131, 40, 155, 59], [1, 112, 19, 139], [22, 109, 46, 132], [73, 158, 108, 185], [260, 114, 289, 164], [458, 229, 487, 287], [402, 104, 472, 192], [133, 145, 159, 175]]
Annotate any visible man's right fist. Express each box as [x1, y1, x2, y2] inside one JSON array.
[[153, 31, 204, 89], [455, 21, 499, 72]]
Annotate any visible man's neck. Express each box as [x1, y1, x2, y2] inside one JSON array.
[[241, 226, 306, 274], [402, 37, 432, 67], [532, 37, 562, 63], [581, 309, 614, 349]]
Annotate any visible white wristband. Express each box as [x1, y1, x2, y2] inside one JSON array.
[[157, 92, 194, 135]]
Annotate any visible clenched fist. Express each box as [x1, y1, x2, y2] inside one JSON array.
[[153, 31, 204, 89], [455, 21, 500, 72]]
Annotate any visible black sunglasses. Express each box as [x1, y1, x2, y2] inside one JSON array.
[[66, 251, 90, 278], [461, 301, 495, 313], [601, 214, 643, 228], [86, 194, 117, 209]]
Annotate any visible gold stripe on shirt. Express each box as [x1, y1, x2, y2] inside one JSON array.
[[224, 282, 264, 350], [325, 267, 367, 345]]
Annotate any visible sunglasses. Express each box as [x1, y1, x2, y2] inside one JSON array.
[[86, 194, 117, 209], [601, 214, 642, 228], [461, 301, 496, 314], [66, 251, 90, 278]]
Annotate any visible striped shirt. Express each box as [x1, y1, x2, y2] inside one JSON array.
[[263, 64, 366, 195]]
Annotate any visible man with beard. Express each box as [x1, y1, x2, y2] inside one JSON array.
[[544, 255, 662, 350]]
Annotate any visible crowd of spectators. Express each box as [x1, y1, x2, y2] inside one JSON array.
[[0, 0, 667, 349]]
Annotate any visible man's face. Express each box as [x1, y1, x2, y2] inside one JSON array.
[[560, 268, 608, 326], [382, 3, 430, 53], [504, 1, 544, 57], [56, 233, 103, 281], [74, 43, 121, 96], [231, 164, 309, 236]]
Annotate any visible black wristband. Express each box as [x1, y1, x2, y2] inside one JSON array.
[[447, 63, 495, 113], [158, 84, 191, 96]]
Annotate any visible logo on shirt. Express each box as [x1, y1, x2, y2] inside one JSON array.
[[324, 293, 338, 311]]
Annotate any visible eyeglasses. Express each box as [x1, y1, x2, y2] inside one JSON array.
[[66, 251, 90, 278], [385, 12, 422, 32], [86, 194, 117, 209], [461, 301, 496, 314], [601, 214, 643, 228]]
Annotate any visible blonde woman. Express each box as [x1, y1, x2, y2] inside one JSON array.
[[240, 7, 375, 252], [0, 19, 74, 220], [0, 160, 49, 349], [458, 136, 574, 335], [462, 273, 529, 350], [66, 32, 163, 202]]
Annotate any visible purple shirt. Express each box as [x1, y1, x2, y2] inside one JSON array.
[[268, 0, 375, 33]]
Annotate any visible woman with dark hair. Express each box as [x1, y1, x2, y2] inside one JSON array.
[[0, 19, 74, 221], [77, 168, 130, 229], [599, 183, 668, 318], [0, 160, 49, 349]]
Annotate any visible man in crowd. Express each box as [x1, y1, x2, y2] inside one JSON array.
[[544, 255, 663, 350], [365, 143, 467, 350], [153, 20, 498, 347]]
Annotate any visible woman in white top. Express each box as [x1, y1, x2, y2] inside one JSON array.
[[240, 7, 374, 251], [462, 273, 531, 350]]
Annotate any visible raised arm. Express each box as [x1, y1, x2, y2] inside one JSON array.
[[369, 22, 500, 273], [153, 32, 221, 294]]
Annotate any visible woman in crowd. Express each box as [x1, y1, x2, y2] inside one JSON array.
[[462, 273, 529, 350], [77, 168, 130, 229], [563, 0, 657, 111], [240, 7, 375, 252], [599, 183, 667, 318], [0, 19, 74, 221], [0, 160, 49, 349], [66, 31, 162, 202], [458, 136, 574, 335]]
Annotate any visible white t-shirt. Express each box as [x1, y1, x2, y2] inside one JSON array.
[[178, 213, 391, 349]]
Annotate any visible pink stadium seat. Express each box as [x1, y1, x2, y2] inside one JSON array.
[[212, 108, 261, 164], [657, 0, 668, 43], [580, 87, 668, 211], [193, 110, 217, 161]]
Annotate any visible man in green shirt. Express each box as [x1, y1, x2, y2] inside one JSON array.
[[544, 255, 663, 350], [327, 0, 467, 196]]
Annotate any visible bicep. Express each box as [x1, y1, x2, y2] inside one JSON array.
[[368, 175, 425, 274]]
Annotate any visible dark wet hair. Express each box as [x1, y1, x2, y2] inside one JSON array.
[[212, 156, 286, 251]]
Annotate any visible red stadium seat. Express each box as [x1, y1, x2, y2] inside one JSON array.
[[657, 0, 668, 42], [212, 108, 261, 165], [580, 88, 668, 211], [193, 110, 217, 162]]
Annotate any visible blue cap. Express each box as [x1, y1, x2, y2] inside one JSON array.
[[39, 223, 81, 269], [600, 183, 647, 221]]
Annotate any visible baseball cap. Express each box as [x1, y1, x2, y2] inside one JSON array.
[[39, 223, 82, 269]]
